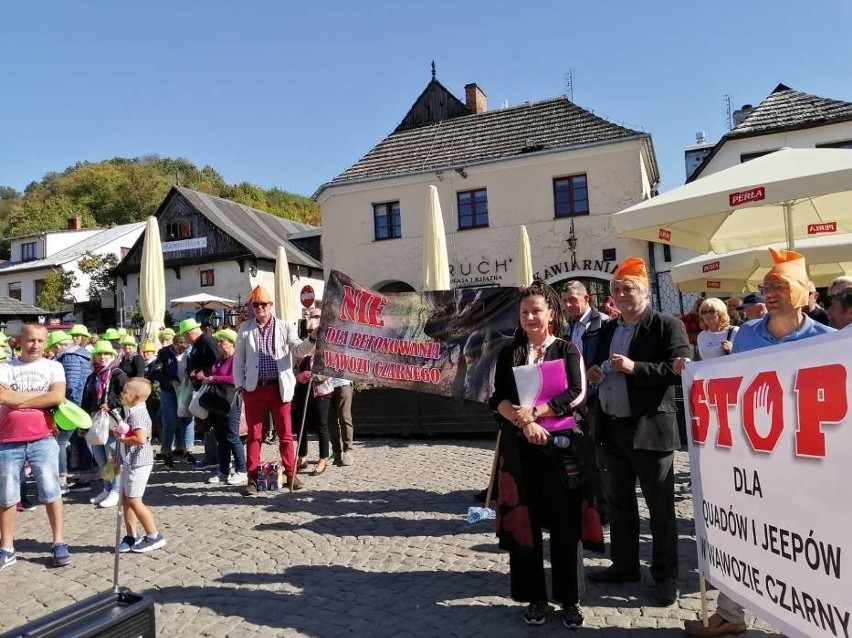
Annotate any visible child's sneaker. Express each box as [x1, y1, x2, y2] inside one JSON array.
[[0, 548, 17, 570], [52, 543, 71, 567], [131, 533, 166, 553], [118, 535, 138, 553]]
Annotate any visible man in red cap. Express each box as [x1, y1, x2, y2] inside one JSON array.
[[233, 285, 304, 493], [586, 257, 692, 606], [683, 248, 834, 637]]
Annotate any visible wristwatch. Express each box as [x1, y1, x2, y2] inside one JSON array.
[[532, 406, 539, 421]]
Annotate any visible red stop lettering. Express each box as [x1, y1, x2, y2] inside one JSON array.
[[689, 379, 710, 444], [742, 372, 785, 453], [707, 377, 743, 447], [794, 364, 848, 458]]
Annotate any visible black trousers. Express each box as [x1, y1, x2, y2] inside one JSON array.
[[600, 416, 678, 582], [293, 383, 330, 459], [509, 440, 582, 607]]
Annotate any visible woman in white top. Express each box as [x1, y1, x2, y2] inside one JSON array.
[[696, 297, 738, 360]]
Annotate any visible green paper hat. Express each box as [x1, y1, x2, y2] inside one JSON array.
[[46, 331, 71, 350], [158, 328, 176, 339], [69, 324, 91, 338], [177, 318, 202, 335], [119, 335, 137, 347], [102, 328, 120, 341], [54, 401, 93, 431], [212, 329, 237, 344], [117, 328, 128, 337], [91, 340, 117, 356]]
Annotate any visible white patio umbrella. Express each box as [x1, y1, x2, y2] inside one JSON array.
[[516, 225, 533, 287], [139, 216, 165, 344], [170, 293, 237, 310], [423, 185, 450, 290], [274, 246, 297, 323], [612, 148, 852, 253], [672, 233, 852, 294]]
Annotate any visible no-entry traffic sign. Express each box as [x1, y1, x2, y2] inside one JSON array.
[[300, 285, 315, 308]]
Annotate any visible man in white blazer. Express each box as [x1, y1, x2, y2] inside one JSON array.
[[233, 285, 303, 494]]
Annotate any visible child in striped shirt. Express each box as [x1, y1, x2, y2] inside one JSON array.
[[112, 378, 166, 553]]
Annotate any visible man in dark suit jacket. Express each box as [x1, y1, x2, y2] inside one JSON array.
[[586, 258, 691, 607]]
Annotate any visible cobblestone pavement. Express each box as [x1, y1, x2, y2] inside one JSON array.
[[3, 439, 783, 637]]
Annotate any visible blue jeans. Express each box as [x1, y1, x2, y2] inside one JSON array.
[[0, 438, 61, 507], [56, 429, 74, 478], [212, 395, 246, 475], [160, 389, 194, 452], [90, 435, 119, 494]]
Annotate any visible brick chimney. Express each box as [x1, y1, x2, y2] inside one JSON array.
[[465, 83, 487, 114], [67, 217, 82, 230]]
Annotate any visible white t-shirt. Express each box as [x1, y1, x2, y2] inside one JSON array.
[[0, 357, 65, 443], [697, 327, 739, 361]]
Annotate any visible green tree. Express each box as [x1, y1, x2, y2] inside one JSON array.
[[78, 252, 119, 304], [4, 195, 95, 237], [36, 269, 77, 312]]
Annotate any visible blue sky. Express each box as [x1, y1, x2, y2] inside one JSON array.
[[3, 1, 851, 198]]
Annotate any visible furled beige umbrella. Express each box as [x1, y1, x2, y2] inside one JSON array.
[[672, 232, 852, 293], [139, 216, 165, 344], [612, 148, 852, 253], [516, 225, 533, 287], [274, 246, 297, 323], [423, 185, 451, 290]]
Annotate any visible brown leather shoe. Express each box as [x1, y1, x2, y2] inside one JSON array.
[[310, 458, 328, 476], [684, 613, 747, 637], [286, 475, 304, 491], [296, 456, 309, 471]]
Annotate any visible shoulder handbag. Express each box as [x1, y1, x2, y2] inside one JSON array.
[[188, 385, 210, 419], [86, 410, 111, 446], [199, 383, 236, 417]]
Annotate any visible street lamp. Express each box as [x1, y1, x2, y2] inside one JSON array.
[[565, 217, 578, 265]]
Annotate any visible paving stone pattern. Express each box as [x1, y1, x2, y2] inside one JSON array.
[[4, 440, 784, 637]]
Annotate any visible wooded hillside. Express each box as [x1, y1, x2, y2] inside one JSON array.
[[0, 156, 319, 258]]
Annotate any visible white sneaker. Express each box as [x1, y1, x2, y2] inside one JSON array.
[[90, 489, 110, 505], [227, 472, 248, 486], [207, 473, 227, 484], [98, 492, 120, 508]]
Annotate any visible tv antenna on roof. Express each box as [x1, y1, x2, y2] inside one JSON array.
[[564, 70, 574, 101], [724, 94, 732, 131]]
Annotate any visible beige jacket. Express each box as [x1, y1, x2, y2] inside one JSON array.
[[233, 318, 302, 402]]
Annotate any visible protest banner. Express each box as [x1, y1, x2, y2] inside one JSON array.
[[313, 270, 520, 402], [683, 329, 852, 638]]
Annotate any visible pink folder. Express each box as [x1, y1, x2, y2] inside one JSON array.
[[512, 359, 577, 433]]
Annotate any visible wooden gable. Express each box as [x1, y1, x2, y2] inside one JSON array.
[[394, 78, 470, 133], [117, 190, 251, 273]]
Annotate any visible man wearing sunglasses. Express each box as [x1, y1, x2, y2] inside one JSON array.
[[233, 285, 303, 494]]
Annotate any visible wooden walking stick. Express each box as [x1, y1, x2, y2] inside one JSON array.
[[699, 575, 709, 627], [484, 430, 502, 509], [290, 377, 313, 493]]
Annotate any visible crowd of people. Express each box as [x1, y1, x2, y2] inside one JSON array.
[[0, 284, 357, 570], [0, 262, 848, 633]]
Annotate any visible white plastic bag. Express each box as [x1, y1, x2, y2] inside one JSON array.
[[188, 385, 209, 419], [85, 411, 110, 446], [177, 378, 193, 418]]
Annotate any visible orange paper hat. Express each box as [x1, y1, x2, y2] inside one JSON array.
[[250, 285, 273, 304], [767, 247, 808, 308], [613, 257, 649, 289]]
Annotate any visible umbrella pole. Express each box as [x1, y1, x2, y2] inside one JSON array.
[[784, 201, 795, 250], [290, 378, 313, 493]]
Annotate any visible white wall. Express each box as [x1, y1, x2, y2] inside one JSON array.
[[319, 138, 658, 292]]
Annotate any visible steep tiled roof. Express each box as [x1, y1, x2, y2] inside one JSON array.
[[326, 97, 644, 187], [688, 83, 852, 182], [174, 188, 321, 269], [0, 222, 145, 274], [728, 83, 852, 138]]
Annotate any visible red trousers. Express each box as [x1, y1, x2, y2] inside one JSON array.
[[243, 383, 294, 480]]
